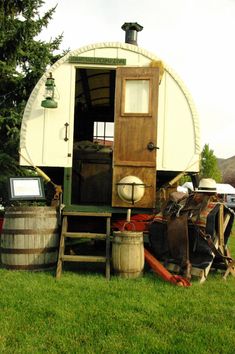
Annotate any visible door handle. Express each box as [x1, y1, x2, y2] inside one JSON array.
[[147, 142, 159, 151], [64, 123, 69, 141]]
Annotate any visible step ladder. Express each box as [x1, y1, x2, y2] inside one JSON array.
[[56, 211, 112, 279]]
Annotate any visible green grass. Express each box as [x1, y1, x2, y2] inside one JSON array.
[[0, 226, 235, 354]]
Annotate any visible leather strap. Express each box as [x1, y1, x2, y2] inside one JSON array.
[[199, 229, 233, 262]]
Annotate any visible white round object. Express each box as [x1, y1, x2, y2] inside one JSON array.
[[117, 176, 145, 203]]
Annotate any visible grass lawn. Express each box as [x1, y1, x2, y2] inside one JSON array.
[[0, 224, 234, 354]]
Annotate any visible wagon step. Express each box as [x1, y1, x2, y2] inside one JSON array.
[[55, 211, 111, 280], [62, 255, 106, 262]]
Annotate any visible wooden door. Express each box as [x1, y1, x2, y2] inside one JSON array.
[[112, 67, 159, 208]]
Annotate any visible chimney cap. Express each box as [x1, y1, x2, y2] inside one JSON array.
[[121, 22, 143, 32]]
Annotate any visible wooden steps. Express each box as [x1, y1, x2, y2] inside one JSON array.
[[56, 211, 111, 279]]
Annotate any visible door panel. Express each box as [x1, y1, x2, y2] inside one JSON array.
[[112, 67, 159, 208], [112, 166, 156, 208]]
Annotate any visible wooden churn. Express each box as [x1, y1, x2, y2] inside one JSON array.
[[112, 231, 144, 278], [0, 206, 59, 270]]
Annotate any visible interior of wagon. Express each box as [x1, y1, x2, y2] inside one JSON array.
[[72, 68, 116, 204]]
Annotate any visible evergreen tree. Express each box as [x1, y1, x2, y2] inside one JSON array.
[[0, 0, 63, 202], [200, 144, 222, 182]]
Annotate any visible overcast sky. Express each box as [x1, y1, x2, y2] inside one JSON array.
[[39, 0, 235, 159]]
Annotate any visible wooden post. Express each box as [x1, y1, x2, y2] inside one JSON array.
[[56, 216, 67, 279], [106, 217, 111, 280], [63, 167, 72, 205], [218, 204, 224, 251]]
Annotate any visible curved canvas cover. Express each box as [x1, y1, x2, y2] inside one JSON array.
[[19, 42, 200, 173]]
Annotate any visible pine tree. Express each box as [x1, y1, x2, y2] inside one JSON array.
[[200, 144, 222, 182], [0, 0, 63, 201]]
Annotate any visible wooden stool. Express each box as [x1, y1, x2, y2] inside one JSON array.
[[56, 212, 111, 279]]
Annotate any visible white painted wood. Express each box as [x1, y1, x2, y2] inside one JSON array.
[[20, 64, 75, 167]]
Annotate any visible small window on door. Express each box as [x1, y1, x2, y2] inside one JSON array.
[[122, 78, 151, 115], [93, 121, 114, 146]]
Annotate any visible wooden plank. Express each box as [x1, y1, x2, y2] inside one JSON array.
[[64, 232, 106, 239], [115, 160, 156, 167], [223, 213, 231, 233], [62, 255, 106, 263], [218, 204, 224, 248], [63, 211, 112, 217]]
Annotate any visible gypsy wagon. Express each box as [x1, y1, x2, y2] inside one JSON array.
[[19, 23, 200, 210], [18, 23, 202, 278]]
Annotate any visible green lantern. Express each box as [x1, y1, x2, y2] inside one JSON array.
[[41, 73, 58, 109]]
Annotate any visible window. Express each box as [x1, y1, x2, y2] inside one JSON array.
[[93, 122, 114, 146], [123, 79, 150, 114]]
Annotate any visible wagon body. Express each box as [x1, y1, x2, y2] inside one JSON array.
[[19, 42, 200, 209]]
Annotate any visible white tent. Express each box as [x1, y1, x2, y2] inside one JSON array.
[[181, 182, 235, 195]]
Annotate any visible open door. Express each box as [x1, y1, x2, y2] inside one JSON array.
[[112, 67, 159, 208]]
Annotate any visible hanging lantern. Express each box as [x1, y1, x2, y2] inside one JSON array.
[[41, 72, 58, 109]]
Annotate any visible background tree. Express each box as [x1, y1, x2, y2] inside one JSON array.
[[223, 169, 235, 187], [200, 144, 222, 182], [0, 0, 63, 202], [180, 143, 222, 187]]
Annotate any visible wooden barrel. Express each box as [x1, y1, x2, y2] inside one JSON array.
[[0, 206, 59, 270], [112, 231, 144, 278]]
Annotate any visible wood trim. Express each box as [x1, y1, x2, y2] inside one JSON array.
[[223, 214, 231, 233], [113, 160, 156, 167], [120, 113, 152, 117], [63, 167, 72, 205], [64, 232, 106, 239], [63, 211, 112, 217]]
